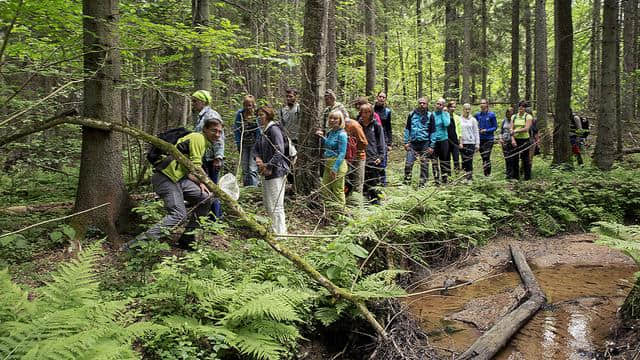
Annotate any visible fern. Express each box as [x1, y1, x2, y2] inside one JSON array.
[[592, 222, 640, 265]]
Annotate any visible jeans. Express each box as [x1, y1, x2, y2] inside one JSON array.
[[263, 176, 287, 235], [364, 163, 383, 203], [433, 139, 450, 183], [144, 172, 211, 240], [479, 139, 494, 176], [404, 141, 431, 186], [203, 159, 222, 218], [240, 145, 259, 186], [502, 143, 517, 179]]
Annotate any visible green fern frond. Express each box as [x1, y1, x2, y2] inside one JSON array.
[[0, 269, 34, 323], [223, 294, 302, 323], [225, 328, 285, 360], [245, 320, 300, 343], [593, 222, 640, 265]]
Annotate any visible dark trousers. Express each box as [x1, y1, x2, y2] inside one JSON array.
[[449, 141, 461, 170], [479, 139, 494, 176], [502, 144, 517, 179], [461, 144, 476, 180], [434, 140, 450, 183], [364, 164, 383, 204], [404, 142, 430, 186], [203, 160, 222, 218], [513, 138, 531, 180]]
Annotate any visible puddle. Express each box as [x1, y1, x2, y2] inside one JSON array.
[[406, 265, 637, 359]]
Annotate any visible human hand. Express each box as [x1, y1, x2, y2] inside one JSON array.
[[315, 129, 324, 137], [480, 129, 486, 133], [459, 144, 464, 150], [475, 146, 480, 152], [427, 147, 434, 155], [330, 170, 337, 180], [212, 158, 222, 169], [199, 183, 210, 195], [511, 139, 517, 147], [404, 144, 410, 151], [374, 158, 381, 165], [387, 145, 392, 152]]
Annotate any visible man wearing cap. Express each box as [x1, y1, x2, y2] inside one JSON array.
[[322, 89, 348, 131], [192, 90, 224, 217]]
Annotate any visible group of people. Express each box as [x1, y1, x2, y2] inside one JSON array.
[[129, 88, 542, 250]]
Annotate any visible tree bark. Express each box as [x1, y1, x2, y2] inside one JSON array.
[[327, 0, 338, 92], [444, 2, 460, 100], [622, 0, 637, 148], [397, 29, 408, 99], [382, 0, 389, 95], [552, 0, 573, 165], [192, 0, 211, 91], [76, 0, 130, 243], [616, 4, 623, 155], [364, 0, 376, 96], [299, 0, 328, 193], [416, 0, 424, 98], [510, 0, 520, 107], [535, 0, 550, 155], [481, 0, 488, 99], [589, 0, 603, 113], [524, 0, 533, 101], [461, 0, 472, 103], [594, 0, 620, 170]]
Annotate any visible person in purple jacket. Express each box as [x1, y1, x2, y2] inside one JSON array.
[[474, 99, 498, 176]]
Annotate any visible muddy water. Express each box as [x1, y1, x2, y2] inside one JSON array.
[[407, 265, 637, 359]]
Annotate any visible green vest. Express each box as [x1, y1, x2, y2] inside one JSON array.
[[161, 132, 210, 183], [511, 113, 532, 140]]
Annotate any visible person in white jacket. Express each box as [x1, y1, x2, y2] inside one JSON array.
[[458, 103, 480, 182]]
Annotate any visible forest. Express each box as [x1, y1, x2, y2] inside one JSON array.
[[0, 0, 639, 359]]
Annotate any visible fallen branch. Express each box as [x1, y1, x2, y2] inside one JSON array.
[[623, 147, 640, 155], [0, 115, 388, 339], [459, 244, 546, 360], [0, 193, 155, 215], [0, 203, 110, 239]]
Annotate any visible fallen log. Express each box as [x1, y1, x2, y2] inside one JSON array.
[[459, 244, 546, 360], [0, 193, 155, 215]]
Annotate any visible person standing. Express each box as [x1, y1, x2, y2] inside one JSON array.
[[374, 92, 392, 186], [192, 90, 224, 218], [499, 107, 517, 179], [446, 100, 461, 172], [322, 89, 348, 131], [458, 103, 480, 181], [279, 88, 300, 187], [403, 98, 435, 186], [569, 109, 585, 166], [510, 100, 533, 180], [254, 106, 289, 236], [359, 103, 386, 204], [234, 95, 261, 186], [431, 98, 451, 184], [475, 99, 498, 176], [344, 117, 368, 204], [316, 110, 349, 206]]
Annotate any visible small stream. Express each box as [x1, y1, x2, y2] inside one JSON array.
[[407, 264, 637, 359]]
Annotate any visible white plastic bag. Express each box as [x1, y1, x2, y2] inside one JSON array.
[[219, 173, 240, 201]]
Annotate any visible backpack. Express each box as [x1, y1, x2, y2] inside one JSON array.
[[146, 127, 192, 169], [345, 135, 358, 162], [269, 123, 297, 167], [570, 113, 590, 138]]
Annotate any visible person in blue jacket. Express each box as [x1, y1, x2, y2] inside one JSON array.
[[431, 98, 451, 184], [233, 95, 261, 186], [316, 110, 349, 205], [474, 98, 498, 176], [403, 97, 435, 187]]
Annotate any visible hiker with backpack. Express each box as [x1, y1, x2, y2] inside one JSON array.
[[475, 99, 498, 176], [344, 116, 368, 204], [569, 109, 589, 165], [499, 107, 517, 179], [403, 97, 435, 187], [234, 95, 261, 187], [316, 110, 349, 206], [254, 106, 289, 236], [374, 92, 392, 186], [359, 103, 386, 204], [431, 98, 451, 184], [510, 100, 534, 180], [192, 90, 224, 218], [124, 117, 224, 251]]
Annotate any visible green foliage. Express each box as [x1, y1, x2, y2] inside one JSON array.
[[0, 243, 163, 359]]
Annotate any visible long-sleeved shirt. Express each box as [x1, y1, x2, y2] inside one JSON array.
[[279, 103, 300, 142], [404, 109, 434, 145], [447, 113, 460, 145], [253, 121, 289, 180], [322, 128, 348, 172], [374, 104, 393, 146], [161, 132, 211, 183], [233, 109, 261, 150], [459, 115, 480, 146], [475, 111, 498, 141], [360, 118, 386, 166], [431, 110, 451, 143], [345, 119, 368, 161], [194, 106, 224, 161]]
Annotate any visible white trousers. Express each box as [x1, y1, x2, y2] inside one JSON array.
[[263, 176, 287, 236]]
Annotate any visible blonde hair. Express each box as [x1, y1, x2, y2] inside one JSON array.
[[328, 110, 346, 129]]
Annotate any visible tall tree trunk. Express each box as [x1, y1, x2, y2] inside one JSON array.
[[616, 3, 623, 155], [481, 0, 488, 99], [397, 30, 408, 99], [589, 0, 603, 112], [364, 0, 376, 96], [535, 0, 550, 155], [622, 0, 637, 145], [416, 0, 424, 98], [552, 0, 573, 165], [383, 0, 389, 94], [510, 0, 520, 107], [461, 0, 472, 103], [444, 2, 459, 100], [524, 0, 533, 101], [594, 0, 619, 170], [299, 0, 328, 193], [192, 0, 211, 91], [327, 0, 338, 91], [76, 0, 130, 243]]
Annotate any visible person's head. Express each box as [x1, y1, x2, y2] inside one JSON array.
[[256, 106, 275, 127], [285, 88, 298, 106], [447, 100, 457, 114], [202, 118, 223, 143], [417, 97, 428, 111], [243, 95, 256, 114], [434, 98, 446, 112], [192, 90, 212, 112], [359, 103, 373, 124], [505, 106, 514, 119], [480, 98, 489, 112], [518, 100, 527, 114], [327, 109, 345, 130], [462, 103, 472, 117], [324, 89, 336, 106], [376, 91, 387, 105], [354, 96, 369, 110]]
